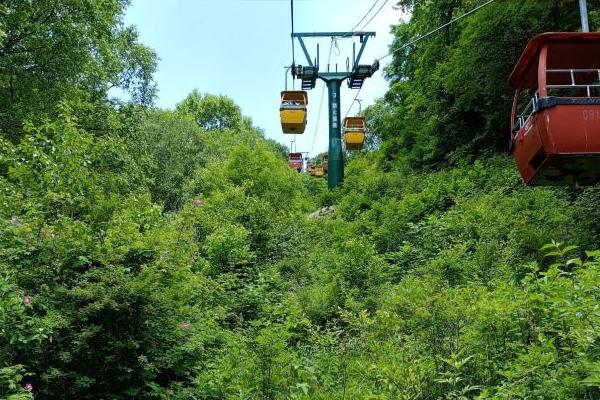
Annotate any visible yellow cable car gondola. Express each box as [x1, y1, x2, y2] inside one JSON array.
[[314, 165, 324, 178], [280, 91, 308, 134], [343, 117, 366, 150]]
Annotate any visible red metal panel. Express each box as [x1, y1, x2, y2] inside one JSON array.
[[514, 105, 600, 185], [288, 152, 303, 172], [544, 106, 600, 153], [510, 32, 600, 185], [508, 32, 600, 89], [513, 115, 544, 184]]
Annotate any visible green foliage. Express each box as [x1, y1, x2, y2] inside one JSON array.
[[0, 276, 47, 400], [187, 143, 313, 261], [127, 109, 205, 210], [176, 90, 245, 131], [0, 365, 33, 400], [0, 0, 157, 139], [204, 224, 256, 272], [4, 1, 600, 399], [370, 0, 600, 168]]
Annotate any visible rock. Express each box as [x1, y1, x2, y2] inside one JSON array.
[[308, 205, 335, 219]]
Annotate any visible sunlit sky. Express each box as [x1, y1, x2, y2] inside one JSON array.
[[124, 0, 408, 156]]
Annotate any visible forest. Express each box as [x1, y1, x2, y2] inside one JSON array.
[[2, 0, 600, 399]]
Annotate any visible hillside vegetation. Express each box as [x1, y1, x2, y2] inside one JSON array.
[[1, 1, 600, 399]]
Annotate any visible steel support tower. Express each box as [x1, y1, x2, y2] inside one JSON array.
[[291, 31, 378, 189]]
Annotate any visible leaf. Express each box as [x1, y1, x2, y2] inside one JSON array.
[[544, 251, 562, 257], [541, 243, 558, 250], [566, 258, 582, 267], [296, 382, 309, 395], [562, 245, 579, 254]]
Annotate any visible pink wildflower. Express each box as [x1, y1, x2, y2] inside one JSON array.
[[24, 383, 33, 392], [10, 216, 20, 226], [23, 296, 32, 305], [193, 198, 203, 207], [180, 321, 190, 331]]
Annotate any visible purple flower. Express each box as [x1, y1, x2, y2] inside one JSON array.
[[193, 198, 203, 207], [23, 296, 32, 305], [10, 216, 20, 226], [24, 383, 33, 392], [180, 321, 190, 331]]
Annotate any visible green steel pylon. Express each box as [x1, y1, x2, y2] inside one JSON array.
[[290, 31, 378, 189]]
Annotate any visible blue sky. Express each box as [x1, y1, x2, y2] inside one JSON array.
[[124, 0, 407, 156]]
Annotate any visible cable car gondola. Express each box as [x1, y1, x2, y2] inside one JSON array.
[[306, 160, 324, 178], [509, 32, 600, 186], [314, 165, 324, 178], [343, 117, 366, 150], [288, 152, 303, 172], [307, 163, 316, 176], [280, 91, 308, 134]]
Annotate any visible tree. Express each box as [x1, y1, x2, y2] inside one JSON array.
[[128, 109, 205, 211], [0, 0, 157, 140], [372, 0, 592, 168], [176, 90, 244, 131]]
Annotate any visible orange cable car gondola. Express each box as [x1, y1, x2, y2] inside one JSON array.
[[314, 165, 324, 178], [307, 163, 316, 176], [288, 152, 303, 172], [280, 91, 308, 134], [509, 32, 600, 186], [343, 117, 366, 150]]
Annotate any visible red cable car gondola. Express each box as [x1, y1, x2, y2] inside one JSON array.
[[509, 32, 600, 186], [288, 152, 303, 172]]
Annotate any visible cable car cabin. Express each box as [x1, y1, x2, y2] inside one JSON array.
[[509, 32, 600, 186], [280, 91, 308, 134], [322, 155, 328, 173], [288, 152, 303, 172], [314, 165, 324, 178], [343, 117, 366, 150]]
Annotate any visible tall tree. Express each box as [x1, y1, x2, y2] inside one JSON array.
[[0, 0, 156, 140], [176, 90, 244, 131], [370, 0, 592, 169]]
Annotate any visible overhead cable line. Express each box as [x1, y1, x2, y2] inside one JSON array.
[[311, 39, 335, 154], [346, 0, 380, 35], [377, 0, 496, 60], [345, 85, 363, 118], [290, 0, 296, 88], [359, 0, 390, 31], [290, 0, 295, 62], [341, 0, 388, 117], [311, 84, 327, 154], [344, 0, 496, 118]]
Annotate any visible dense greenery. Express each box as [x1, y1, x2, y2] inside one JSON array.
[[0, 0, 156, 141], [2, 0, 600, 399], [374, 0, 598, 168]]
